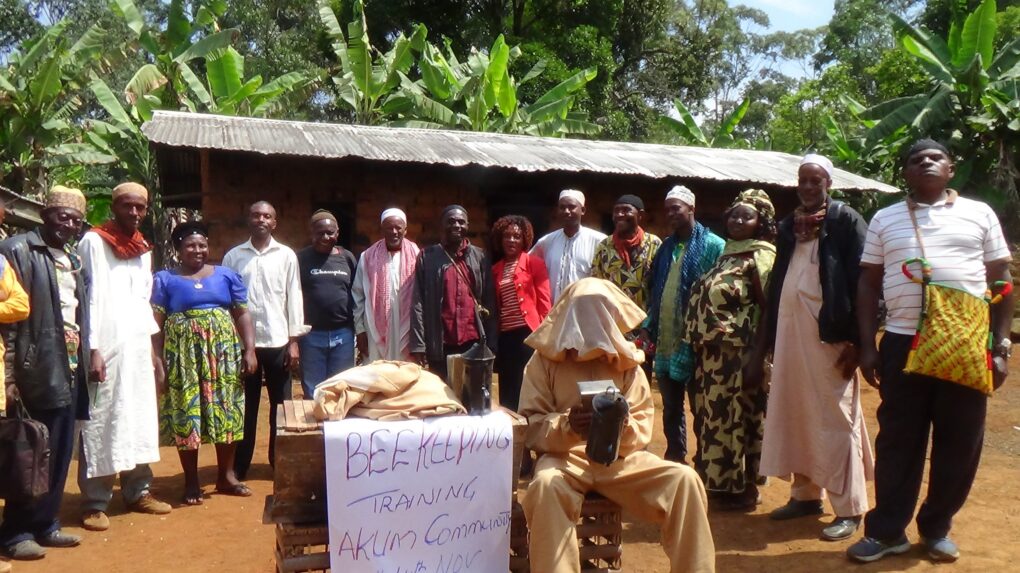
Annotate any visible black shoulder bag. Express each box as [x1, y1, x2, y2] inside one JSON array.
[[0, 398, 51, 499]]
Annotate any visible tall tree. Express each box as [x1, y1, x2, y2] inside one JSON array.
[[815, 0, 922, 99]]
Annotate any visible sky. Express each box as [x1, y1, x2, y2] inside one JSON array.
[[738, 0, 836, 32]]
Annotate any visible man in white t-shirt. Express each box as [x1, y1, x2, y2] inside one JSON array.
[[849, 139, 1014, 564]]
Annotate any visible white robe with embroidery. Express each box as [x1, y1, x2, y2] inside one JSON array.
[[78, 233, 161, 478], [530, 226, 607, 302]]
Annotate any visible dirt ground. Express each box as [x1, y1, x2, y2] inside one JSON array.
[[4, 355, 1020, 573]]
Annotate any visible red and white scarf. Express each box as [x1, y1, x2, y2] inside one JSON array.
[[362, 238, 420, 348]]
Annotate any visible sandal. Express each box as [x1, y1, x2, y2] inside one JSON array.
[[182, 489, 204, 506], [215, 482, 253, 497]]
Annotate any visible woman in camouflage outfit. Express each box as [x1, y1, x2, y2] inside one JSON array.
[[683, 189, 776, 510]]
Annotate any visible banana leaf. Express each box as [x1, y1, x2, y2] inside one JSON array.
[[957, 0, 996, 70]]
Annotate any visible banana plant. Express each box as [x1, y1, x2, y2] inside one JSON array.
[[661, 97, 751, 148], [859, 0, 1020, 234], [113, 0, 239, 118], [318, 0, 425, 125], [822, 95, 910, 176], [863, 0, 1020, 146], [393, 34, 599, 136], [201, 46, 310, 116], [0, 19, 108, 196]]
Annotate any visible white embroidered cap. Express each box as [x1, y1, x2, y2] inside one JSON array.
[[558, 189, 586, 206], [665, 185, 695, 208], [800, 153, 834, 178], [380, 207, 407, 224]]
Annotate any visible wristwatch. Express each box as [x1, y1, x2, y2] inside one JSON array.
[[993, 338, 1012, 359]]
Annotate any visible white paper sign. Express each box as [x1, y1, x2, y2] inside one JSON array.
[[324, 412, 513, 573]]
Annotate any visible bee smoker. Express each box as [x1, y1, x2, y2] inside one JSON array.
[[585, 387, 629, 465], [461, 339, 494, 415]]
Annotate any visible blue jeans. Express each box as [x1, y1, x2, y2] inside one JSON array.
[[299, 327, 356, 397]]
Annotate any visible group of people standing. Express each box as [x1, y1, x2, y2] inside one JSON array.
[[0, 137, 1012, 573]]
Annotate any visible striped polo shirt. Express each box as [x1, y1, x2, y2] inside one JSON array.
[[861, 193, 1011, 335]]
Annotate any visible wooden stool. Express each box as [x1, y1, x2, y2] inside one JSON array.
[[274, 522, 329, 573], [510, 492, 623, 572]]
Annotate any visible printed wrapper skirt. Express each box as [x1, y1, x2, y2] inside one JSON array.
[[692, 342, 766, 494], [159, 307, 244, 450]]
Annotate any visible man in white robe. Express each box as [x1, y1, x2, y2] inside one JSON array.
[[530, 189, 607, 302], [77, 182, 169, 532], [354, 208, 420, 362]]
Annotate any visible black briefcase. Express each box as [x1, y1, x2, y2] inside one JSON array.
[[0, 399, 50, 499]]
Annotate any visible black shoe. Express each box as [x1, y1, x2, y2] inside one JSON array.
[[769, 498, 824, 521], [37, 530, 80, 548]]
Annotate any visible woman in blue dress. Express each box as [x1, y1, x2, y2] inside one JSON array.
[[152, 221, 257, 505]]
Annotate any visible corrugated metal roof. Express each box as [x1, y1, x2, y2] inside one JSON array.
[[0, 185, 43, 228], [142, 111, 900, 194]]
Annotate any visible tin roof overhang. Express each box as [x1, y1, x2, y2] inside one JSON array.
[[142, 111, 900, 194]]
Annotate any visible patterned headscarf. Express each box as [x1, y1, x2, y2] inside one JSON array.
[[728, 189, 775, 221]]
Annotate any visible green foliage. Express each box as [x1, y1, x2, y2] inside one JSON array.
[[334, 0, 729, 141], [661, 97, 750, 148], [318, 1, 598, 136], [317, 0, 423, 125], [866, 0, 1020, 145], [394, 35, 599, 136], [0, 19, 109, 196], [859, 0, 1020, 235], [815, 0, 921, 98]]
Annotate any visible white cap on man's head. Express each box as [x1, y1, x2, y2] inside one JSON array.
[[800, 153, 834, 178], [665, 185, 695, 208], [558, 189, 586, 206], [380, 207, 407, 224]]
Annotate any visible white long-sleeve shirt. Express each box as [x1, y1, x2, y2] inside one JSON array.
[[223, 237, 308, 348]]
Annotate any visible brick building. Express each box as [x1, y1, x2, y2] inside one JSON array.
[[142, 111, 897, 261]]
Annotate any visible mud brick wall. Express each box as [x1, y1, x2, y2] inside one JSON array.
[[193, 149, 803, 262]]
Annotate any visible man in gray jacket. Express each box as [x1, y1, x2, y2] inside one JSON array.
[[1, 186, 91, 561], [410, 205, 495, 382]]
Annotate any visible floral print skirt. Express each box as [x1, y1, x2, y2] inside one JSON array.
[[160, 307, 244, 450]]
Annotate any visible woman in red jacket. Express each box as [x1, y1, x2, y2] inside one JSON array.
[[491, 215, 552, 412]]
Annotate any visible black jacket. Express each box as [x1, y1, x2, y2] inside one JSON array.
[[1, 229, 91, 413], [411, 243, 496, 363], [766, 200, 868, 348]]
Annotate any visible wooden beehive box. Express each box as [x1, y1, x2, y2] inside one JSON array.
[[271, 400, 327, 524], [270, 400, 528, 525]]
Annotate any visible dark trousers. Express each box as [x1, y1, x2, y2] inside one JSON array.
[[863, 332, 987, 541], [0, 403, 76, 547], [495, 327, 534, 412], [430, 341, 479, 384], [235, 346, 292, 479], [658, 375, 695, 463]]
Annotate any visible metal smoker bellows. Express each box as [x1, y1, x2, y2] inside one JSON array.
[[585, 387, 629, 466], [461, 340, 494, 415]]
